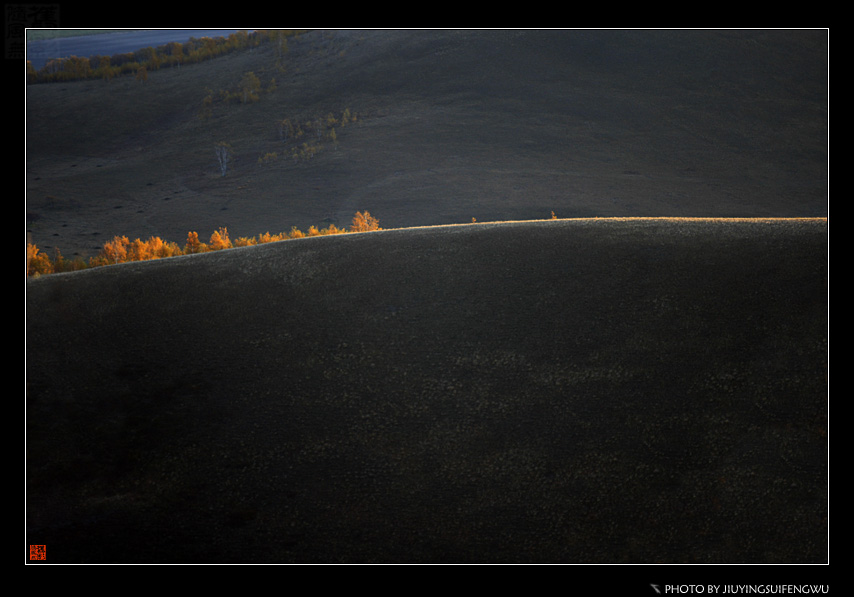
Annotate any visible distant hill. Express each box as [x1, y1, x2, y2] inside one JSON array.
[[25, 29, 239, 69], [26, 29, 828, 260], [26, 218, 828, 563]]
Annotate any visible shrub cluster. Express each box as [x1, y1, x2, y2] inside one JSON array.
[[26, 212, 381, 277], [199, 71, 279, 119]]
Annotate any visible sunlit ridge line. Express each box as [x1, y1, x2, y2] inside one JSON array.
[[387, 216, 827, 232]]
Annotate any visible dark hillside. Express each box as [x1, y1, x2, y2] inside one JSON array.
[[26, 218, 828, 563], [26, 30, 827, 259]]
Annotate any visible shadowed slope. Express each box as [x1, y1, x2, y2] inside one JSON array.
[[26, 219, 827, 563]]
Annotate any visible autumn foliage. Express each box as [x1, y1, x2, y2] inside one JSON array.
[[27, 30, 306, 85], [26, 243, 54, 277], [350, 211, 381, 233], [27, 214, 379, 277]]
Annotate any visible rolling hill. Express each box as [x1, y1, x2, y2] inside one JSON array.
[[26, 217, 827, 563]]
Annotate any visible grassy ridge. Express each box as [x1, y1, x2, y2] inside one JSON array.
[[25, 218, 828, 563], [26, 211, 379, 276]]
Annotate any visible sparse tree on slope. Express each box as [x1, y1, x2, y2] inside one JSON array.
[[240, 71, 261, 103]]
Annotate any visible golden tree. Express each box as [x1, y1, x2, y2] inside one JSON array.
[[208, 227, 232, 251], [27, 243, 53, 276], [147, 236, 182, 259], [101, 235, 130, 264], [350, 211, 381, 233], [184, 231, 204, 254]]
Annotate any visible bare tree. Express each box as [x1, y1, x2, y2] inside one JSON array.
[[239, 71, 261, 104], [215, 141, 232, 177], [278, 118, 293, 142]]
